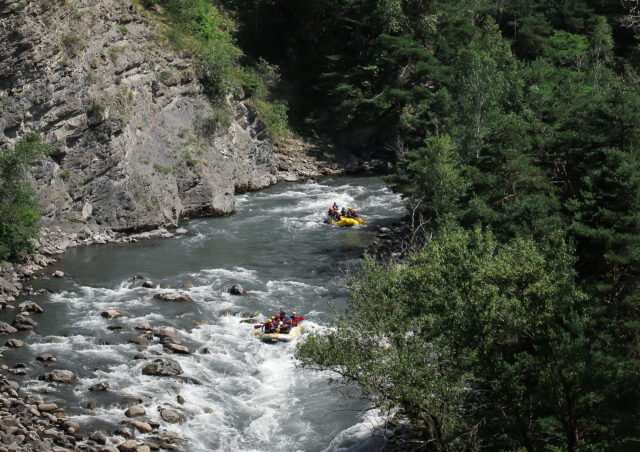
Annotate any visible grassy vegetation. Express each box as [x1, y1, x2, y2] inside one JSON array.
[[138, 0, 289, 141], [0, 133, 49, 259]]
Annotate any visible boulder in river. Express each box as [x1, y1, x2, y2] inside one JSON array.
[[228, 283, 247, 295], [142, 280, 156, 288], [89, 381, 109, 391], [89, 430, 107, 445], [18, 301, 44, 313], [12, 313, 37, 330], [0, 322, 17, 334], [160, 409, 184, 424], [6, 338, 25, 348], [36, 354, 57, 362], [101, 310, 123, 319], [128, 337, 149, 346], [135, 323, 152, 331], [39, 370, 76, 383], [117, 440, 138, 452], [153, 326, 182, 344], [125, 405, 146, 417], [141, 358, 183, 377], [125, 419, 153, 433], [52, 270, 64, 278], [163, 343, 191, 354], [153, 292, 193, 302]]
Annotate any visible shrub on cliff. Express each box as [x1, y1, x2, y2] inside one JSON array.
[[0, 132, 48, 259]]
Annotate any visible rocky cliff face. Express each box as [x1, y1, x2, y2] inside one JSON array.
[[0, 0, 277, 237]]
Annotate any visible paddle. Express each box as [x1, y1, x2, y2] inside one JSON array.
[[253, 324, 264, 329]]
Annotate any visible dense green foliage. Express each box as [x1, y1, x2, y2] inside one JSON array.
[[0, 132, 48, 259], [234, 0, 640, 450], [139, 0, 289, 140], [299, 228, 638, 450]]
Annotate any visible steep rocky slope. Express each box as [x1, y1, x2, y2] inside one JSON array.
[[0, 0, 277, 239]]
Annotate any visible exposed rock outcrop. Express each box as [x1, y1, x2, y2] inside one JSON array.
[[0, 0, 277, 240]]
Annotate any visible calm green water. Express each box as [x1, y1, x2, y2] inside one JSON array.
[[4, 176, 405, 451]]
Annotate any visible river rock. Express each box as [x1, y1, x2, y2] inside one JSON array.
[[39, 370, 76, 383], [117, 427, 134, 439], [107, 324, 123, 330], [0, 322, 17, 334], [90, 381, 110, 391], [228, 283, 247, 295], [153, 326, 182, 344], [90, 430, 108, 444], [177, 395, 185, 404], [102, 448, 120, 452], [142, 358, 183, 377], [18, 301, 44, 313], [102, 310, 123, 319], [125, 405, 146, 417], [52, 271, 64, 278], [127, 420, 153, 433], [135, 323, 152, 331], [153, 292, 193, 302], [36, 354, 57, 362], [160, 409, 184, 424], [38, 402, 58, 412], [117, 440, 138, 452], [163, 343, 191, 354], [240, 318, 260, 324], [136, 446, 151, 452], [128, 337, 149, 345], [142, 280, 156, 288], [6, 339, 25, 348], [12, 314, 37, 330]]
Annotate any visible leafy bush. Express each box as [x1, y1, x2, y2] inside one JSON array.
[[0, 133, 49, 259]]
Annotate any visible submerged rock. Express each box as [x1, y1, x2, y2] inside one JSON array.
[[141, 358, 183, 377], [153, 292, 193, 302]]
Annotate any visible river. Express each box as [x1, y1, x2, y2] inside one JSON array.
[[3, 175, 406, 451]]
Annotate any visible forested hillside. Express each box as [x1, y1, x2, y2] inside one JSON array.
[[238, 0, 640, 450]]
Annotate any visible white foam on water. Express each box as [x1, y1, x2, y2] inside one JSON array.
[[323, 409, 387, 452], [23, 176, 408, 452]]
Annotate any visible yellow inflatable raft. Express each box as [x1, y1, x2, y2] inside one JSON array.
[[258, 324, 304, 342], [326, 216, 365, 227]]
